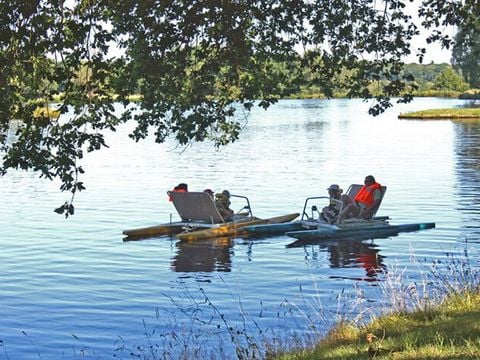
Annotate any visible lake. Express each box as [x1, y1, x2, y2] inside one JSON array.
[[1, 98, 479, 359]]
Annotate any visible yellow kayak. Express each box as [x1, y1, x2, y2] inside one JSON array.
[[123, 223, 186, 240], [176, 213, 299, 241]]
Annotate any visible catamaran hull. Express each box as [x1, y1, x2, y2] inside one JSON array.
[[176, 213, 300, 241], [242, 221, 305, 236], [285, 222, 436, 242], [123, 223, 187, 240], [123, 213, 300, 241]]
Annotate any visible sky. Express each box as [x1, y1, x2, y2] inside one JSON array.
[[404, 34, 453, 64], [402, 1, 455, 64]]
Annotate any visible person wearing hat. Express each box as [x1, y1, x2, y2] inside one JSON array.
[[215, 189, 234, 221], [321, 184, 343, 223]]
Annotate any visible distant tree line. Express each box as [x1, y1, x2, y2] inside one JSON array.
[[393, 63, 469, 93], [290, 62, 470, 98], [30, 58, 472, 103]]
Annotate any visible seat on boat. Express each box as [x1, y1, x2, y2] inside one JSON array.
[[168, 191, 225, 224], [371, 185, 387, 218], [338, 184, 387, 222], [345, 184, 364, 201]]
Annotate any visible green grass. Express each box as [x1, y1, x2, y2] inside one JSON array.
[[273, 289, 480, 359], [399, 108, 480, 119]]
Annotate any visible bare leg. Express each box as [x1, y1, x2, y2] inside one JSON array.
[[359, 208, 370, 219], [337, 194, 358, 223], [340, 194, 354, 207], [337, 204, 361, 223]]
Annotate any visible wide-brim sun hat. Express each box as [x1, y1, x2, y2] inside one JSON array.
[[326, 184, 340, 191]]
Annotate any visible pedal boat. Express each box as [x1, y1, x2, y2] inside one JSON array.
[[123, 191, 299, 241], [243, 184, 435, 242]]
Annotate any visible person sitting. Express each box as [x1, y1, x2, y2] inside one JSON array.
[[321, 184, 343, 224], [203, 188, 214, 198], [168, 182, 188, 201], [337, 175, 382, 223], [215, 189, 234, 221]]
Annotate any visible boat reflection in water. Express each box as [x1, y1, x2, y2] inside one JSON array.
[[170, 237, 234, 272], [171, 234, 385, 280], [327, 240, 386, 280], [291, 237, 387, 281]]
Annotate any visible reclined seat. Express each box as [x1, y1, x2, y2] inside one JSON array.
[[336, 184, 387, 224], [168, 191, 225, 224]]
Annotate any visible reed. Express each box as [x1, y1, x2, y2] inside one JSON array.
[[273, 247, 480, 359], [114, 279, 272, 359]]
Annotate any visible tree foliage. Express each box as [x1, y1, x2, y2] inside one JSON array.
[[403, 62, 450, 82], [0, 0, 477, 215], [432, 68, 469, 91], [418, 0, 480, 51], [452, 26, 480, 88]]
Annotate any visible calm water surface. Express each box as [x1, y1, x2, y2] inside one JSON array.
[[1, 98, 479, 359]]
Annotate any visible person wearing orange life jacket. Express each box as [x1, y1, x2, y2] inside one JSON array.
[[168, 183, 188, 201], [337, 175, 382, 223]]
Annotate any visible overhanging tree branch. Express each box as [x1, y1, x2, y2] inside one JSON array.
[[0, 0, 474, 216]]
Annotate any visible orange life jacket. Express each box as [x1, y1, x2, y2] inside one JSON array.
[[168, 188, 187, 202], [354, 182, 382, 208]]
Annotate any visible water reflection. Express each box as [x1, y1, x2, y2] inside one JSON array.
[[170, 233, 387, 280], [294, 239, 386, 281], [328, 240, 386, 279], [457, 100, 480, 108], [453, 120, 480, 242], [170, 238, 233, 272]]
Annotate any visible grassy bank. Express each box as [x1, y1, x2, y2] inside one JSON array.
[[274, 288, 480, 359], [399, 108, 480, 119]]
